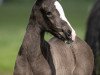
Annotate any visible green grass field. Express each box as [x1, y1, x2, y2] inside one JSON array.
[[0, 0, 94, 75]]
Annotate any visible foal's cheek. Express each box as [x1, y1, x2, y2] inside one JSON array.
[[49, 17, 56, 24]]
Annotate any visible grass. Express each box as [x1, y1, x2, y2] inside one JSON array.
[[0, 0, 94, 75]]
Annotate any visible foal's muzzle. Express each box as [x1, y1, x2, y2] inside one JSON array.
[[58, 29, 73, 43]]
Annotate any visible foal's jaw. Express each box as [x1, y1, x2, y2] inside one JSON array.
[[54, 1, 76, 41]]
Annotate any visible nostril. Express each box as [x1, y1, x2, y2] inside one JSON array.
[[67, 30, 71, 37]]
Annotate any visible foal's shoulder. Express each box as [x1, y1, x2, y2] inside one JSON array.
[[48, 36, 91, 49], [48, 37, 64, 45], [48, 36, 82, 44]]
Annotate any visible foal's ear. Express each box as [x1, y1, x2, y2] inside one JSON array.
[[36, 0, 44, 6]]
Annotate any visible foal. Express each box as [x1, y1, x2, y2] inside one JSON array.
[[14, 0, 75, 75], [13, 0, 94, 75]]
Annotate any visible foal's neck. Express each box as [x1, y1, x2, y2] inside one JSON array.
[[20, 21, 55, 75], [22, 23, 45, 57]]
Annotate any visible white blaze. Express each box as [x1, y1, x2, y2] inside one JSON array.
[[54, 1, 76, 41]]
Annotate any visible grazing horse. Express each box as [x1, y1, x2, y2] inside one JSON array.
[[13, 0, 94, 75]]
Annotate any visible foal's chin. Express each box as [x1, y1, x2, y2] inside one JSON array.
[[48, 29, 73, 44], [56, 32, 73, 44]]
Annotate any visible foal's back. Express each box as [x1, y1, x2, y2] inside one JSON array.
[[49, 36, 94, 75]]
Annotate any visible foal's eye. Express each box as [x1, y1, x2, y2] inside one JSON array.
[[46, 12, 52, 17]]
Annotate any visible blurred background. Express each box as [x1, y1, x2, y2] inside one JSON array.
[[0, 0, 95, 75]]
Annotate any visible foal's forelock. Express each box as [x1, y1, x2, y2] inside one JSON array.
[[54, 1, 76, 41]]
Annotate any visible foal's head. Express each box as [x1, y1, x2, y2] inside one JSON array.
[[31, 0, 76, 42]]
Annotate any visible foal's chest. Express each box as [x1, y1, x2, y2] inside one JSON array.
[[49, 39, 76, 75], [49, 37, 94, 75]]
